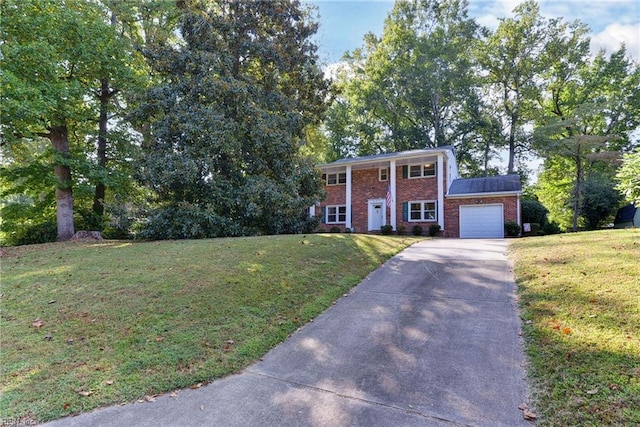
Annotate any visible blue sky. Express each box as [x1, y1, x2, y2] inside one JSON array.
[[308, 0, 640, 65]]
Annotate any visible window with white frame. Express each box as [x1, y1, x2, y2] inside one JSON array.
[[326, 205, 347, 223], [322, 172, 347, 185], [408, 162, 436, 178], [379, 168, 388, 181], [409, 201, 437, 222]]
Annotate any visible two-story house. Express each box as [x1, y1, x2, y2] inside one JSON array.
[[313, 146, 522, 238]]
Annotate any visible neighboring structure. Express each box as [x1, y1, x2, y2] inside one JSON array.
[[613, 204, 639, 228], [313, 146, 522, 238]]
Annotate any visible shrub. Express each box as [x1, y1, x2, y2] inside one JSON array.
[[2, 221, 58, 246], [504, 221, 521, 237], [329, 226, 341, 233], [343, 227, 352, 233], [521, 199, 549, 227], [396, 225, 406, 235], [543, 221, 562, 235], [380, 225, 393, 235], [412, 225, 423, 236], [428, 224, 441, 237]]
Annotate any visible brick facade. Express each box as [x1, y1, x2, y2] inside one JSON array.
[[315, 148, 521, 237], [444, 196, 520, 238]]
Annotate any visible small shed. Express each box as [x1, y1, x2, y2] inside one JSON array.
[[613, 204, 639, 228]]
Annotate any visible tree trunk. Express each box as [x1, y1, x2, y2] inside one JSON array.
[[571, 151, 582, 232], [93, 77, 109, 218], [507, 114, 517, 174], [50, 125, 75, 241]]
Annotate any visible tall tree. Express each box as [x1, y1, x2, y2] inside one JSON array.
[[534, 47, 640, 231], [1, 0, 142, 240], [324, 0, 486, 167], [133, 0, 328, 238], [616, 148, 640, 205]]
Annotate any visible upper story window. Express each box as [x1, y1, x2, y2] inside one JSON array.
[[409, 162, 436, 178], [322, 172, 347, 185], [379, 168, 388, 181]]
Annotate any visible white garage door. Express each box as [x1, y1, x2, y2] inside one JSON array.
[[459, 204, 504, 238]]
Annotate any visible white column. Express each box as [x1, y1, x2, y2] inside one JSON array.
[[517, 193, 521, 226], [345, 166, 352, 230], [390, 160, 397, 230], [437, 154, 445, 230]]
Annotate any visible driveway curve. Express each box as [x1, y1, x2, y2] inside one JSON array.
[[45, 239, 531, 427]]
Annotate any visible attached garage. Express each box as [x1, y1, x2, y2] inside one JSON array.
[[445, 175, 522, 238], [459, 204, 504, 238]]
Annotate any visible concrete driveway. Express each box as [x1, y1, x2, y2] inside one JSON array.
[[44, 239, 531, 427]]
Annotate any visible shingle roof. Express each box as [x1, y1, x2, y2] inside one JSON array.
[[448, 175, 522, 196], [320, 146, 455, 166]]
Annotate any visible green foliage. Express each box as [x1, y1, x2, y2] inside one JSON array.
[[428, 224, 441, 237], [329, 226, 342, 233], [579, 177, 622, 229], [616, 149, 640, 204], [412, 225, 423, 236], [504, 221, 521, 237], [521, 199, 549, 227], [135, 203, 244, 240], [1, 221, 58, 246], [381, 224, 394, 235], [324, 0, 489, 172], [133, 0, 328, 238], [396, 225, 406, 235]]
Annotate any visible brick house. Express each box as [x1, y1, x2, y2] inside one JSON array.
[[313, 146, 522, 238]]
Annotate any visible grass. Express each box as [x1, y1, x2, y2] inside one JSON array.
[[510, 229, 640, 426], [0, 233, 423, 423]]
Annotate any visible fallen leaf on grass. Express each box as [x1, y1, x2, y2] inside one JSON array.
[[32, 318, 44, 329], [586, 388, 599, 395], [190, 383, 203, 390], [144, 395, 156, 402], [523, 410, 537, 420], [518, 402, 529, 411], [562, 327, 572, 335], [77, 390, 93, 396], [105, 380, 114, 386]]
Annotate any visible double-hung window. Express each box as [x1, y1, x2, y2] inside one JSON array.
[[379, 168, 388, 181], [326, 205, 347, 224], [408, 162, 436, 178], [322, 172, 347, 185], [409, 201, 437, 222]]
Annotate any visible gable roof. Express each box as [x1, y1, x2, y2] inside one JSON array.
[[324, 146, 455, 165], [447, 175, 522, 197]]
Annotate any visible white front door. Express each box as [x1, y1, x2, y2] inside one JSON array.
[[368, 199, 386, 231]]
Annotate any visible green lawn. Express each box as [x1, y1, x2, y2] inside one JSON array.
[[0, 234, 422, 423], [510, 229, 640, 426]]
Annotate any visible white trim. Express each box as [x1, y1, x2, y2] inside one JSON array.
[[459, 204, 504, 239], [326, 205, 347, 224], [517, 194, 521, 227], [407, 200, 437, 222], [437, 154, 444, 230], [367, 198, 387, 231], [345, 166, 352, 230], [407, 161, 436, 179], [390, 160, 397, 230], [446, 191, 522, 199], [379, 168, 388, 181]]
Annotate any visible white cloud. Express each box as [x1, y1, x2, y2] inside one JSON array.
[[590, 23, 640, 60]]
